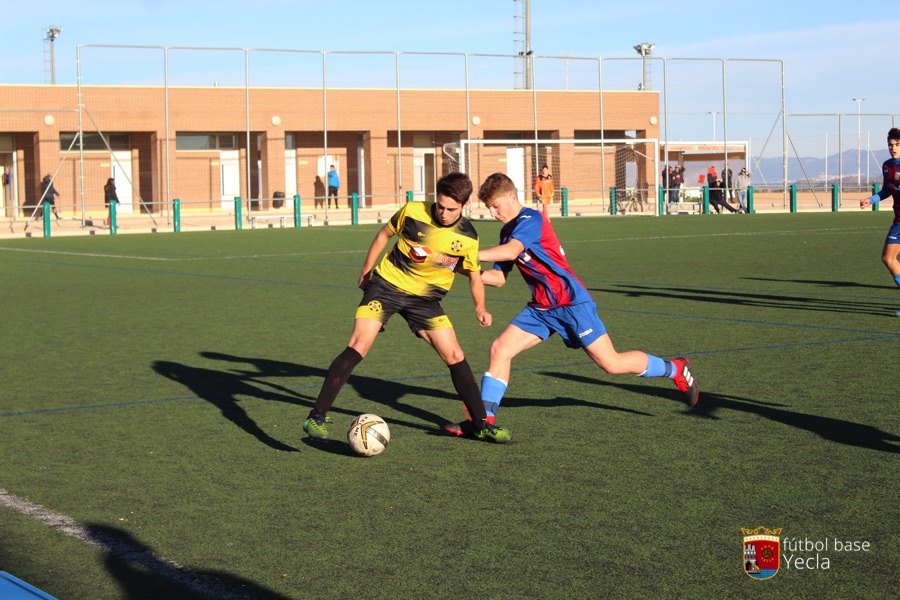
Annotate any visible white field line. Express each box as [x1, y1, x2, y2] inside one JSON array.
[[0, 488, 253, 599], [0, 226, 881, 261]]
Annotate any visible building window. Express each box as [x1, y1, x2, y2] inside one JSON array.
[[60, 132, 130, 151], [176, 133, 237, 151]]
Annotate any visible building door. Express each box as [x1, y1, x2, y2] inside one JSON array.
[[284, 149, 297, 199], [220, 150, 240, 210], [111, 151, 133, 215], [506, 147, 526, 202], [357, 145, 366, 207]]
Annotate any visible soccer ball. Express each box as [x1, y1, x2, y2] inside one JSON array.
[[347, 413, 390, 457]]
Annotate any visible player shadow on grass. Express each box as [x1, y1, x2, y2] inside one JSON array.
[[743, 277, 893, 292], [692, 392, 900, 454], [153, 360, 307, 452], [541, 371, 899, 454], [154, 352, 477, 453], [83, 523, 292, 599], [590, 284, 895, 317]]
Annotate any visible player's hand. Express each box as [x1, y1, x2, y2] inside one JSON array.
[[859, 198, 870, 209], [358, 271, 372, 290], [476, 309, 492, 328]]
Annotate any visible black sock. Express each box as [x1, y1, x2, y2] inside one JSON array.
[[313, 347, 363, 415], [448, 358, 488, 426]]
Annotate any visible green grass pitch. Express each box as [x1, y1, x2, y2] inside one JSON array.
[[0, 211, 897, 599]]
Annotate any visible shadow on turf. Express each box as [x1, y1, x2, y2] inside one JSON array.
[[744, 277, 894, 292], [589, 284, 897, 317], [153, 352, 480, 451], [83, 523, 291, 599], [541, 371, 900, 454]]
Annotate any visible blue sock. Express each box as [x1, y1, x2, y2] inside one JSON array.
[[481, 373, 508, 417], [894, 274, 900, 289], [639, 354, 670, 378]]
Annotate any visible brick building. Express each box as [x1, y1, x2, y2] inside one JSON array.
[[0, 83, 659, 219]]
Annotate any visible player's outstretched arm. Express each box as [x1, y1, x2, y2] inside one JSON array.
[[481, 269, 508, 289], [460, 268, 492, 327], [479, 238, 525, 263], [358, 225, 394, 288]]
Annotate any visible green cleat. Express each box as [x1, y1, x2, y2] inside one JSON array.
[[303, 411, 332, 440], [474, 422, 511, 444]]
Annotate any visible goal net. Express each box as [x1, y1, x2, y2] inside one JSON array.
[[447, 138, 660, 208]]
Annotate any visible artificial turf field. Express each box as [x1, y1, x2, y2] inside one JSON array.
[[0, 211, 897, 599]]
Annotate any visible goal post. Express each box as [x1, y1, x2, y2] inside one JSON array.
[[452, 138, 660, 209]]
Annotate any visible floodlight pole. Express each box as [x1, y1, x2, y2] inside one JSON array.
[[852, 98, 865, 187], [45, 26, 62, 84], [708, 111, 719, 142], [633, 43, 654, 90]]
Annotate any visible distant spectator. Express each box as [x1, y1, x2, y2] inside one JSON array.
[[534, 164, 555, 212], [327, 165, 340, 209], [734, 168, 751, 213], [709, 177, 738, 214], [722, 164, 734, 201], [672, 165, 684, 205], [39, 174, 61, 222], [104, 177, 119, 227]]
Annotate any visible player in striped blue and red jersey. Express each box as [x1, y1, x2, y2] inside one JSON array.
[[860, 128, 900, 316], [444, 172, 697, 436]]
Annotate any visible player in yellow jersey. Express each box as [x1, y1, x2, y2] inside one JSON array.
[[304, 172, 511, 444]]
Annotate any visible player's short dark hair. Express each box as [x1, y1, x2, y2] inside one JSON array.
[[436, 172, 473, 206], [478, 172, 517, 205], [888, 128, 900, 142]]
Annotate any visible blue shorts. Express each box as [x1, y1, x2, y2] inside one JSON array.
[[885, 223, 900, 246], [510, 302, 607, 349]]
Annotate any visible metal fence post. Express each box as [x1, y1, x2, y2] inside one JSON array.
[[561, 187, 569, 217], [109, 200, 117, 235], [293, 195, 302, 226], [352, 193, 359, 225], [234, 196, 242, 230], [747, 185, 754, 214], [831, 184, 839, 212], [173, 199, 181, 232], [658, 186, 665, 216], [790, 184, 797, 213], [406, 190, 413, 203], [872, 183, 880, 211], [43, 201, 51, 237], [702, 186, 710, 215], [609, 187, 617, 215]]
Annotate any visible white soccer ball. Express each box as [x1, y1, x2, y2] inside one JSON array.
[[347, 413, 390, 457]]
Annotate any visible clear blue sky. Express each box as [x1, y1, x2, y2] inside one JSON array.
[[2, 0, 896, 158]]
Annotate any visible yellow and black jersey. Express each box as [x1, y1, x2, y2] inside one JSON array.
[[374, 201, 480, 300]]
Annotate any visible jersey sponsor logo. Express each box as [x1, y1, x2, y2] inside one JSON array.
[[430, 252, 460, 271], [407, 242, 433, 263]]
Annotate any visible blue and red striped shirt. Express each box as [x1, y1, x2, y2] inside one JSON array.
[[493, 206, 593, 309], [871, 157, 900, 225]]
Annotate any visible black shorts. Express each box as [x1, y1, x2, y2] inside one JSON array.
[[355, 274, 452, 333]]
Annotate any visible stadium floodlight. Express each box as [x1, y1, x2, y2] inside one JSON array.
[[634, 43, 654, 91], [45, 26, 63, 84]]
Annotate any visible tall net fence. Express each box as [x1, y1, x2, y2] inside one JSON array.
[[1, 44, 826, 234], [456, 139, 659, 217]]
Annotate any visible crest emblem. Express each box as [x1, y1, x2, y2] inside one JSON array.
[[741, 526, 781, 579]]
